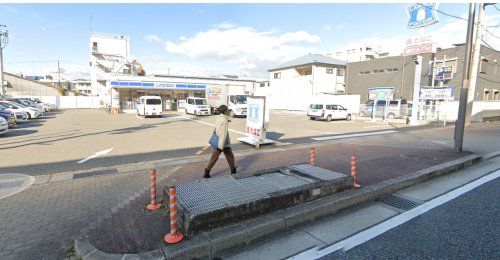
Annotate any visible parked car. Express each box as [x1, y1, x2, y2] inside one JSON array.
[[0, 117, 8, 135], [185, 97, 211, 116], [361, 99, 409, 119], [136, 96, 163, 118], [7, 98, 45, 112], [0, 108, 16, 128], [0, 101, 43, 119], [27, 98, 56, 111], [307, 103, 352, 122]]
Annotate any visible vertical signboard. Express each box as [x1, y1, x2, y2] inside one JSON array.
[[238, 96, 274, 148]]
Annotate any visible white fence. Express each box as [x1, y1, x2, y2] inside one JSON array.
[[18, 95, 100, 109]]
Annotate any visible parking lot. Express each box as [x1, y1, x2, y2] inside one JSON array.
[[0, 109, 413, 175]]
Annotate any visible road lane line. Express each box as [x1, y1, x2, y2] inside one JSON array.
[[178, 115, 247, 135], [289, 169, 500, 260], [307, 130, 339, 135], [194, 146, 210, 155], [77, 148, 114, 164], [311, 130, 397, 141]]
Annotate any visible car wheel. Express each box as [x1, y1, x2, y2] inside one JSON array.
[[326, 115, 332, 122], [309, 117, 315, 120], [26, 113, 31, 120], [346, 114, 352, 121]]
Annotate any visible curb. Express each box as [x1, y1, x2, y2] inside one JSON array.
[[74, 153, 482, 259]]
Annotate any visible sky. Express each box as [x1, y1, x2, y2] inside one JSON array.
[[1, 3, 500, 79]]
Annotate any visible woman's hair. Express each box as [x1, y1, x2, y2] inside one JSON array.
[[219, 105, 228, 115]]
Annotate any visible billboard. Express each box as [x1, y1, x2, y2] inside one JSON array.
[[420, 86, 454, 100], [368, 87, 395, 101], [403, 35, 436, 56]]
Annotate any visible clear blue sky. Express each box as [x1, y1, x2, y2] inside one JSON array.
[[1, 3, 497, 78]]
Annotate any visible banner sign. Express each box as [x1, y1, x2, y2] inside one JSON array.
[[406, 3, 439, 29], [245, 96, 266, 140], [403, 35, 436, 56], [420, 86, 454, 100], [110, 81, 205, 90], [368, 87, 395, 101], [434, 66, 453, 80]]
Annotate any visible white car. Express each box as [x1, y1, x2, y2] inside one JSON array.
[[0, 117, 8, 135], [0, 101, 43, 119], [136, 96, 163, 118], [307, 104, 352, 122], [185, 97, 211, 116]]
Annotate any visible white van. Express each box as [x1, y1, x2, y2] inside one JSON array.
[[185, 97, 211, 116], [307, 103, 352, 122], [136, 96, 163, 118]]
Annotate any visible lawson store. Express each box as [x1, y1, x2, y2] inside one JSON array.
[[105, 75, 259, 112]]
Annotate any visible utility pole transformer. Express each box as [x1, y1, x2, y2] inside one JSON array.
[[465, 3, 484, 127], [454, 3, 476, 152]]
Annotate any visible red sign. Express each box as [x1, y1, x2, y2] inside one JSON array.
[[403, 43, 434, 56]]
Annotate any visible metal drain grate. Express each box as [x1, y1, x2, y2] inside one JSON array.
[[73, 168, 118, 179], [379, 194, 421, 211]]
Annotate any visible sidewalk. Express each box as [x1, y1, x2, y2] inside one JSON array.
[[85, 140, 472, 254]]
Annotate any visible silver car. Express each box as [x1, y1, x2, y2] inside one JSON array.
[[0, 117, 8, 135]]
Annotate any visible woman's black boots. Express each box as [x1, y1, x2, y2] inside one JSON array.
[[204, 168, 211, 178], [231, 168, 237, 174]]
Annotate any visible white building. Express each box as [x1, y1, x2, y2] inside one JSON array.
[[327, 43, 381, 62], [70, 79, 92, 95], [89, 33, 132, 100], [267, 54, 346, 110]]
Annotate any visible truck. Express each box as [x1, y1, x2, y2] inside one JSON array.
[[205, 85, 250, 117]]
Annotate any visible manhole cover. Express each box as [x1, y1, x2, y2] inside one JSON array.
[[400, 154, 434, 160]]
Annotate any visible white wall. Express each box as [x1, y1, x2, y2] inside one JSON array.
[[438, 101, 500, 122]]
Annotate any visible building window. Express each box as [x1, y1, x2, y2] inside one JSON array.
[[273, 72, 281, 79], [359, 71, 370, 75], [371, 69, 384, 74], [479, 58, 489, 74], [326, 68, 334, 74], [386, 68, 399, 73], [337, 69, 345, 77]]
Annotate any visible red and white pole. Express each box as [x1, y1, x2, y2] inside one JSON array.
[[164, 187, 184, 244], [351, 155, 361, 188], [310, 147, 315, 166], [146, 169, 159, 211]]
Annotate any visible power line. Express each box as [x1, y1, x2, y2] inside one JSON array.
[[417, 3, 468, 22], [485, 28, 500, 39], [482, 39, 496, 50]]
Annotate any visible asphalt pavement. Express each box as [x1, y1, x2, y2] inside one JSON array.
[[324, 175, 500, 259]]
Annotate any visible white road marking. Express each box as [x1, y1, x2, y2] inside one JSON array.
[[179, 115, 247, 135], [289, 169, 500, 260], [429, 140, 449, 145], [0, 174, 35, 200], [307, 130, 339, 135], [363, 125, 385, 128], [77, 148, 114, 164], [311, 130, 397, 141]]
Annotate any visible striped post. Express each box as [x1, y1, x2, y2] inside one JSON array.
[[146, 169, 159, 211], [164, 187, 184, 244], [351, 155, 361, 188], [310, 147, 315, 166]]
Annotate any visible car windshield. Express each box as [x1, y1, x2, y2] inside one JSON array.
[[0, 104, 5, 109], [195, 99, 207, 105], [12, 102, 25, 108], [146, 99, 161, 105], [309, 104, 323, 109], [234, 95, 248, 104]]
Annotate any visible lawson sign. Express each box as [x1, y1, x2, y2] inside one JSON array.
[[110, 81, 206, 90], [406, 3, 439, 29]]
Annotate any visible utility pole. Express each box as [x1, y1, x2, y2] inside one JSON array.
[[0, 25, 9, 97], [409, 55, 422, 126], [57, 60, 61, 89], [454, 3, 476, 152], [465, 3, 484, 127]]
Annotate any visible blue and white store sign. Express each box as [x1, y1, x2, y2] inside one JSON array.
[[406, 3, 439, 29], [110, 81, 206, 90]]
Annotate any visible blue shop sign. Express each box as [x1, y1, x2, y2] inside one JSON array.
[[110, 81, 205, 90], [407, 3, 439, 29]]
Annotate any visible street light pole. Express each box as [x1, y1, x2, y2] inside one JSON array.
[[454, 3, 476, 152], [409, 55, 422, 126]]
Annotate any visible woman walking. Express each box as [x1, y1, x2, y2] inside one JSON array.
[[204, 105, 236, 178]]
